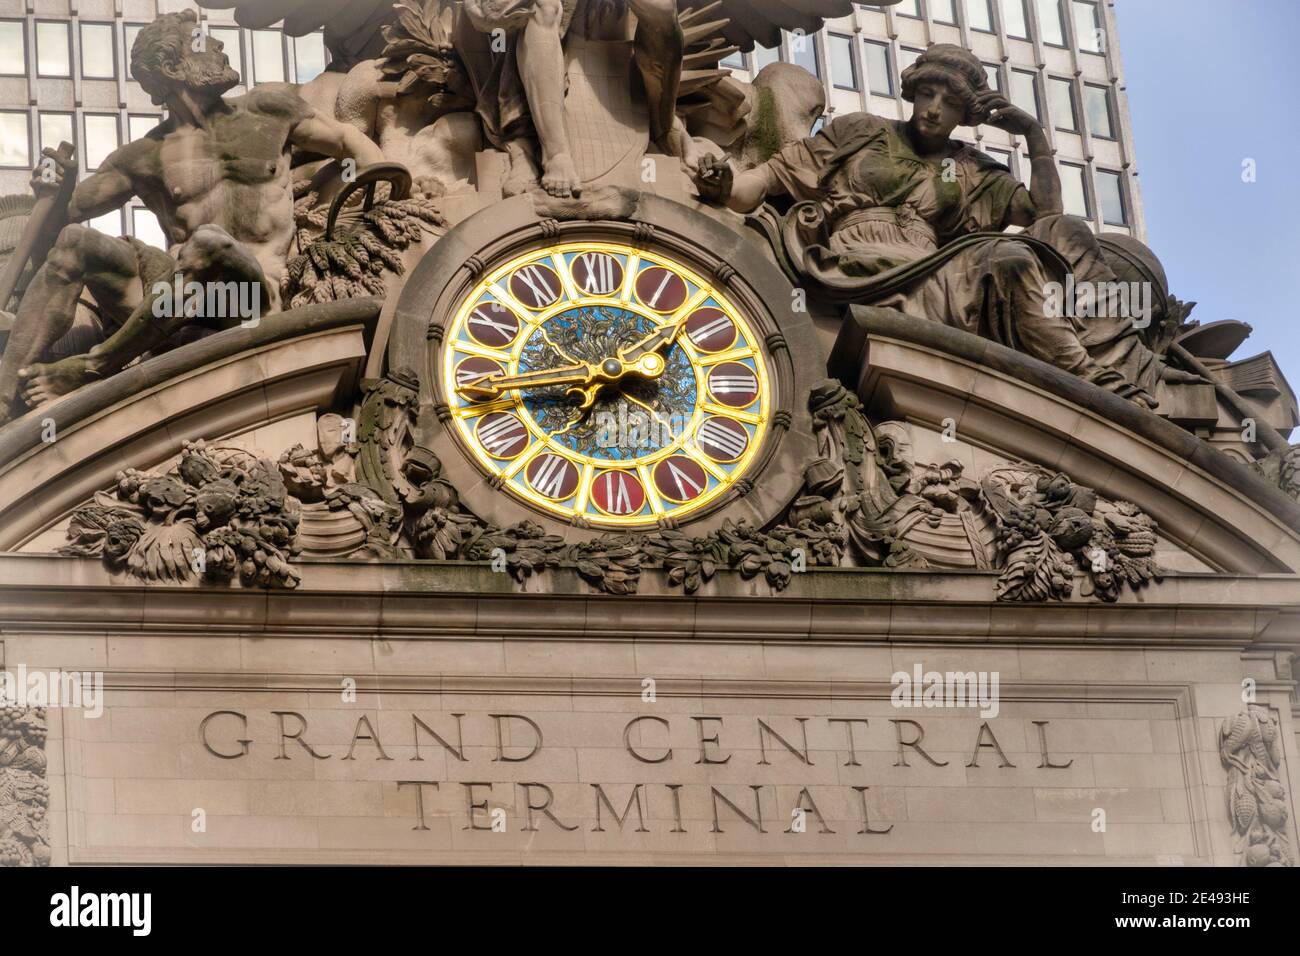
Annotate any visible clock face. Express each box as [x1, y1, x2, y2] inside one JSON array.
[[440, 241, 772, 527]]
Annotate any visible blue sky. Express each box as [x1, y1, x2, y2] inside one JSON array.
[[1113, 0, 1300, 384]]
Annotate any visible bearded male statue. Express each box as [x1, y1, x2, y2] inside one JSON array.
[[0, 10, 392, 424]]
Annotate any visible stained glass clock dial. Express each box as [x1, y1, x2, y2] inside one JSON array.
[[439, 241, 772, 528]]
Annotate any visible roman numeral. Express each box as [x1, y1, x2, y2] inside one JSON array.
[[457, 366, 497, 387], [643, 270, 675, 308], [602, 472, 634, 514], [699, 419, 748, 459], [709, 373, 758, 394], [468, 305, 517, 339], [689, 314, 733, 346], [664, 460, 703, 499], [575, 253, 620, 295], [477, 416, 527, 457], [531, 454, 572, 497], [513, 266, 559, 306]]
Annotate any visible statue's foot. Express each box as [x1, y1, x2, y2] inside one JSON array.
[[502, 142, 541, 198], [503, 169, 540, 198], [19, 355, 98, 408], [540, 154, 582, 199]]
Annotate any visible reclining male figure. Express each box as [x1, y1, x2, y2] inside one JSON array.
[[0, 10, 388, 425]]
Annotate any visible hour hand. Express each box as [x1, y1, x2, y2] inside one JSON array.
[[458, 363, 595, 401]]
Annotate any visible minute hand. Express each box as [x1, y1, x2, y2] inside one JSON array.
[[618, 314, 689, 364], [459, 363, 596, 400]]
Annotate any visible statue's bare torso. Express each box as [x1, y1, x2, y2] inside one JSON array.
[[123, 89, 310, 286]]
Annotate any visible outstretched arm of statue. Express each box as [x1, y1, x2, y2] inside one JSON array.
[[290, 107, 388, 172], [974, 91, 1063, 223], [65, 163, 137, 225], [694, 156, 781, 215]]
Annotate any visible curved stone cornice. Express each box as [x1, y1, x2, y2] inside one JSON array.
[[0, 300, 381, 551], [833, 306, 1300, 574]]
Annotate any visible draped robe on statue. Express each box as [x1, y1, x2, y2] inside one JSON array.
[[765, 113, 1162, 399]]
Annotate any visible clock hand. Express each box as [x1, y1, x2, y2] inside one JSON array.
[[462, 316, 693, 408], [460, 357, 635, 411], [558, 317, 691, 413], [458, 362, 597, 400], [618, 313, 691, 367]]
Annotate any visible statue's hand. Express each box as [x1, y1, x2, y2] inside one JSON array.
[[694, 154, 734, 205], [974, 92, 1039, 137], [30, 146, 76, 201]]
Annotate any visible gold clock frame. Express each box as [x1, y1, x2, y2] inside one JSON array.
[[392, 194, 822, 541], [440, 240, 773, 529]]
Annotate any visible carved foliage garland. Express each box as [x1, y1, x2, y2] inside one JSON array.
[[979, 468, 1161, 603], [63, 442, 302, 588], [1220, 707, 1293, 867], [0, 705, 50, 867], [59, 372, 1163, 599]]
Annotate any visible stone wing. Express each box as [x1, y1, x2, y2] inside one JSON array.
[[194, 0, 399, 70], [682, 0, 889, 53]]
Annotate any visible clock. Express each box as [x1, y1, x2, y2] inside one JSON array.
[[399, 199, 820, 538], [440, 241, 771, 528]]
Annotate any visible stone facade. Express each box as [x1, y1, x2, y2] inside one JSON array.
[[0, 2, 1295, 867]]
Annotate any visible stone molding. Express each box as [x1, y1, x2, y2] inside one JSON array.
[[0, 302, 380, 552], [0, 554, 1295, 647], [836, 309, 1300, 574]]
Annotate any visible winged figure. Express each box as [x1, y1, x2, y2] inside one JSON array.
[[196, 0, 898, 197]]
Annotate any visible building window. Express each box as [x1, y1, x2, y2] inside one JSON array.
[[720, 50, 746, 70], [209, 27, 244, 84], [811, 115, 828, 135], [1073, 0, 1105, 53], [966, 0, 994, 32], [39, 113, 74, 153], [984, 146, 1014, 174], [827, 34, 858, 90], [0, 112, 30, 168], [1000, 0, 1029, 38], [753, 44, 780, 72], [895, 0, 921, 16], [1009, 69, 1040, 122], [36, 21, 71, 77], [1059, 161, 1089, 218], [132, 207, 168, 249], [787, 30, 820, 78], [129, 114, 159, 143], [89, 209, 123, 238], [898, 47, 923, 74], [1048, 77, 1077, 132], [0, 21, 26, 75], [931, 0, 957, 23], [983, 64, 1002, 91], [252, 30, 285, 84], [864, 41, 893, 95], [81, 23, 117, 80], [294, 33, 327, 84], [1097, 169, 1127, 224], [124, 24, 146, 79], [1084, 84, 1114, 139], [83, 114, 121, 171], [1036, 0, 1066, 46]]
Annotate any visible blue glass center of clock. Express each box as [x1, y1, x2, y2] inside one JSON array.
[[517, 305, 697, 462]]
